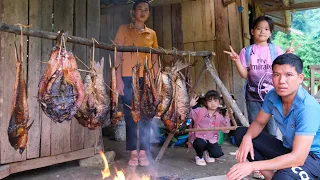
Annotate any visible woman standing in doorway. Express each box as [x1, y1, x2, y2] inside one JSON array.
[[114, 0, 158, 167]]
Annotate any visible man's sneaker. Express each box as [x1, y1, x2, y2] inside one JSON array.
[[195, 156, 206, 166], [204, 151, 215, 163], [252, 171, 265, 179]]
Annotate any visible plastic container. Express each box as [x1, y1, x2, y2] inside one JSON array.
[[158, 134, 188, 146], [218, 131, 224, 145]]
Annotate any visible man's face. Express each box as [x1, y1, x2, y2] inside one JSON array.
[[133, 2, 150, 23], [272, 64, 304, 99]]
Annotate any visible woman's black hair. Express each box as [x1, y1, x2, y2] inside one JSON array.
[[204, 90, 221, 101], [133, 0, 150, 10], [251, 16, 274, 43]]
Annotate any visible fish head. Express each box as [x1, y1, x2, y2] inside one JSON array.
[[17, 134, 28, 154]]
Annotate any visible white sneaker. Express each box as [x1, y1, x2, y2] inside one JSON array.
[[204, 151, 215, 163], [195, 156, 206, 166], [252, 171, 265, 179]]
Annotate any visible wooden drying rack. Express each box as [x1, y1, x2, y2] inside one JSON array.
[[0, 22, 248, 163]]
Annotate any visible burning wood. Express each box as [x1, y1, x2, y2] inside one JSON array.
[[99, 151, 151, 180]]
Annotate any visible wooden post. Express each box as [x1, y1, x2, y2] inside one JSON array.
[[155, 132, 175, 162], [204, 56, 249, 127]]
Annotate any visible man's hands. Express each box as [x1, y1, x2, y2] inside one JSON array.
[[190, 94, 199, 107], [227, 162, 254, 180], [224, 45, 240, 62], [236, 135, 255, 163], [226, 135, 255, 180]]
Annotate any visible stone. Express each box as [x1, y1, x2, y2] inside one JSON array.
[[79, 151, 116, 167]]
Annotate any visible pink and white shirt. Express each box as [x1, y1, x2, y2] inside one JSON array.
[[189, 107, 230, 144], [239, 44, 283, 102]]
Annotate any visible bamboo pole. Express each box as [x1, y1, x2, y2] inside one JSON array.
[[204, 56, 249, 127], [0, 22, 213, 57], [184, 126, 238, 132], [155, 132, 175, 162]]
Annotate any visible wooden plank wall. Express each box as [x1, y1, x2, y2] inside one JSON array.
[[0, 0, 28, 164], [181, 0, 217, 96], [179, 0, 246, 113], [40, 0, 54, 158], [0, 0, 101, 164]]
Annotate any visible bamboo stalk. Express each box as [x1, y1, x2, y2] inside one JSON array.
[[0, 22, 214, 57], [184, 126, 238, 132]]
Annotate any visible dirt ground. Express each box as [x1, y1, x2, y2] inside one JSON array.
[[6, 137, 256, 180]]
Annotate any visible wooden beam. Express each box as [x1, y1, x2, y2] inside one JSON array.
[[101, 0, 194, 8], [155, 132, 175, 162], [0, 22, 213, 57], [0, 165, 9, 179], [260, 2, 320, 13], [185, 126, 238, 132], [9, 147, 95, 174]]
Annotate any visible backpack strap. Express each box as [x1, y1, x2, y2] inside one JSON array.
[[245, 45, 253, 67], [268, 43, 277, 61]]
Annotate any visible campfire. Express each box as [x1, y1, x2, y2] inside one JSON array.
[[100, 151, 150, 180]]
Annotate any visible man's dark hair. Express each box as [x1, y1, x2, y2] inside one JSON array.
[[272, 53, 303, 74], [133, 0, 150, 10]]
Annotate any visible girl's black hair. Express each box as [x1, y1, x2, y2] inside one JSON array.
[[251, 16, 274, 43], [133, 0, 150, 10], [204, 90, 221, 101]]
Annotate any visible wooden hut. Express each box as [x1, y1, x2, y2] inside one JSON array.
[[0, 0, 320, 179]]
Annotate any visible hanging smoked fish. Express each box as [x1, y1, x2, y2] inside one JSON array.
[[7, 25, 33, 154], [75, 40, 110, 129], [38, 32, 84, 123]]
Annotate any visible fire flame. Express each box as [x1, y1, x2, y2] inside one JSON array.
[[99, 151, 151, 180], [100, 151, 110, 179], [142, 174, 150, 180], [113, 168, 126, 180]]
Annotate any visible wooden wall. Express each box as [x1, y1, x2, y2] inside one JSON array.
[[180, 0, 247, 113], [99, 0, 248, 114], [0, 0, 101, 164]]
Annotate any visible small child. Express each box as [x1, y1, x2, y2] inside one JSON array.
[[188, 90, 231, 166]]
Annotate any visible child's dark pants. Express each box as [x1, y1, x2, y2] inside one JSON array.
[[193, 138, 224, 158]]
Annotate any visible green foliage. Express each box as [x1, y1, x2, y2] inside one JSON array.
[[272, 9, 320, 79]]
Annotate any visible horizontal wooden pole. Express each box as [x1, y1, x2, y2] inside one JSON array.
[[204, 56, 249, 127], [0, 22, 213, 57], [260, 2, 320, 13], [0, 165, 10, 179], [185, 126, 238, 132], [8, 147, 95, 175], [101, 0, 193, 8]]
